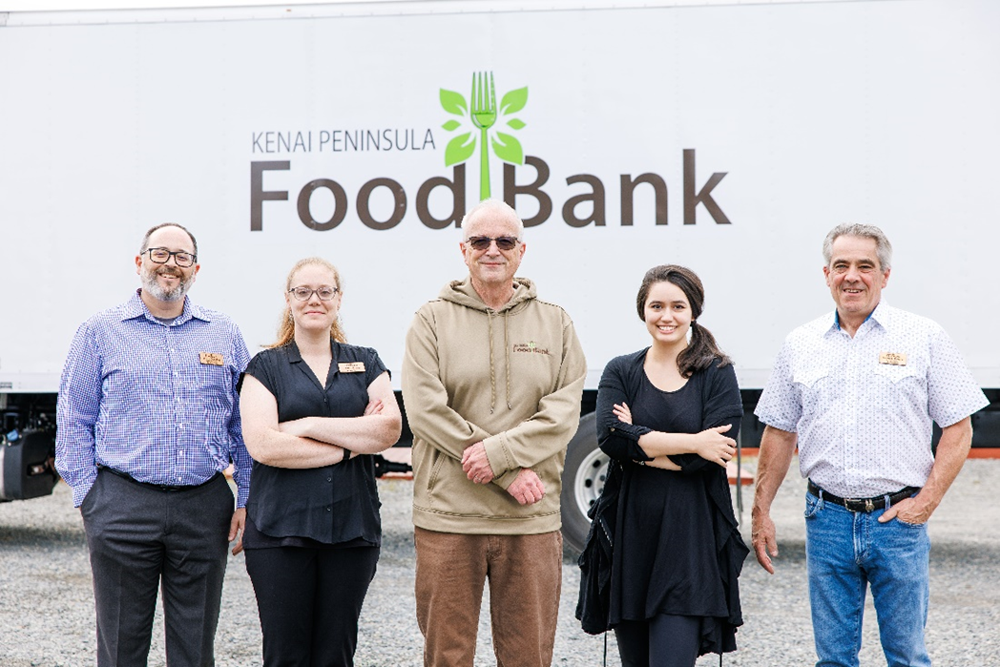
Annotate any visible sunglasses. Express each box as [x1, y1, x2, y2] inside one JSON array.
[[465, 236, 520, 251]]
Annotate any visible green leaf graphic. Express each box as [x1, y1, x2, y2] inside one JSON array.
[[441, 119, 461, 132], [491, 132, 524, 165], [440, 89, 467, 115], [500, 87, 528, 115], [445, 132, 476, 167], [506, 118, 526, 130]]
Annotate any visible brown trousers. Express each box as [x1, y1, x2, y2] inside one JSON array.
[[414, 527, 563, 667]]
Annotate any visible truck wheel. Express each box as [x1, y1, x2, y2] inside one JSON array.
[[560, 412, 609, 554]]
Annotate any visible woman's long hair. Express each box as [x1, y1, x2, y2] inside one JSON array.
[[635, 264, 732, 377], [269, 257, 347, 348]]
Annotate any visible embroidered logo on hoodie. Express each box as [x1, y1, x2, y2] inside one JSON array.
[[513, 341, 550, 356]]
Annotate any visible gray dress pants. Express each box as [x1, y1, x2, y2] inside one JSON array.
[[81, 467, 234, 667]]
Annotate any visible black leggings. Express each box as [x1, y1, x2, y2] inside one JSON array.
[[614, 614, 702, 667], [245, 545, 379, 667]]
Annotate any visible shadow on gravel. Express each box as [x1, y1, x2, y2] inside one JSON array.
[[740, 540, 1000, 566], [763, 539, 806, 564], [930, 540, 1000, 558], [563, 539, 812, 566], [0, 524, 86, 548]]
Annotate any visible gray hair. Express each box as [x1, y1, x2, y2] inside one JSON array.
[[140, 222, 199, 257], [460, 199, 524, 239], [822, 223, 892, 271]]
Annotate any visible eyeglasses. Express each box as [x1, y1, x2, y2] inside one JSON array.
[[144, 247, 197, 267], [288, 286, 340, 301], [465, 236, 520, 251]]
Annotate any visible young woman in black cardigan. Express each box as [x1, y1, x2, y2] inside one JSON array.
[[595, 264, 749, 667]]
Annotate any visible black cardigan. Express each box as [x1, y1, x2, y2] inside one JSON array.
[[594, 348, 749, 655]]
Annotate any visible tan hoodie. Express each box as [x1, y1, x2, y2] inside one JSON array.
[[401, 277, 587, 535]]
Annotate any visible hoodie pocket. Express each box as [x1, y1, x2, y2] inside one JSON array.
[[426, 449, 446, 494]]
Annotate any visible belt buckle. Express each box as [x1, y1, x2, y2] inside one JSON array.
[[843, 497, 871, 513]]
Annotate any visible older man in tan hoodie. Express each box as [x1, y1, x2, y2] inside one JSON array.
[[402, 199, 587, 667]]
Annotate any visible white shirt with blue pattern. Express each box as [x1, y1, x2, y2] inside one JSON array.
[[755, 301, 988, 498]]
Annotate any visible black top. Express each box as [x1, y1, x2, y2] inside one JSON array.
[[243, 340, 387, 548], [596, 348, 749, 656]]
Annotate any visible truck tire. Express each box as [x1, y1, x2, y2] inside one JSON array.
[[560, 412, 609, 554]]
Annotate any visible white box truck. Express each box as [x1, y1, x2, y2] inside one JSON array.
[[1, 0, 997, 551]]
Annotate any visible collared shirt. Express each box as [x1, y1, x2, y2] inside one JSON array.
[[755, 301, 988, 497], [56, 290, 252, 507], [243, 340, 387, 546]]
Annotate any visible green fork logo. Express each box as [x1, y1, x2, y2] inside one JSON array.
[[439, 71, 528, 200]]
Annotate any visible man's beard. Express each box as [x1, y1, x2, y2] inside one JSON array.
[[141, 265, 192, 302]]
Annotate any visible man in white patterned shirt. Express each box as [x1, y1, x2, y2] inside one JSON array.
[[56, 223, 251, 667], [751, 223, 988, 667]]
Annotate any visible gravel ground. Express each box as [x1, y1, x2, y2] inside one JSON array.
[[1, 459, 998, 667]]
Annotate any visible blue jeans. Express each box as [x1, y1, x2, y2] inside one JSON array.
[[804, 490, 931, 667]]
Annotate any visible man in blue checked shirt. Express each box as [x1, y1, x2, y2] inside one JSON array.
[[56, 222, 251, 667]]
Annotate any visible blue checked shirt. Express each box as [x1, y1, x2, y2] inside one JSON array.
[[56, 290, 252, 508]]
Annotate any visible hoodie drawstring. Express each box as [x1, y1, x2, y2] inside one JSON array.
[[503, 311, 512, 410], [486, 309, 513, 413], [487, 311, 496, 413]]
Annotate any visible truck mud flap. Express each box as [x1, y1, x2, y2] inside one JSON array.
[[1, 430, 58, 501]]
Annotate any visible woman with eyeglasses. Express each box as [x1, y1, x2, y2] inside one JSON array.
[[238, 257, 401, 667], [591, 265, 748, 667]]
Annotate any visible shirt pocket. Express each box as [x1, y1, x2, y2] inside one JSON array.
[[183, 364, 234, 446], [792, 365, 831, 418], [872, 363, 921, 385], [871, 362, 924, 406], [792, 366, 829, 388], [186, 364, 233, 400]]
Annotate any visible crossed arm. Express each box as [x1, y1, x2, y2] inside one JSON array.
[[403, 309, 586, 506], [611, 402, 736, 471], [239, 371, 402, 468], [461, 442, 547, 505]]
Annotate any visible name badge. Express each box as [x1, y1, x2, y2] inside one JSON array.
[[879, 352, 907, 366], [339, 362, 365, 373], [199, 352, 224, 366]]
